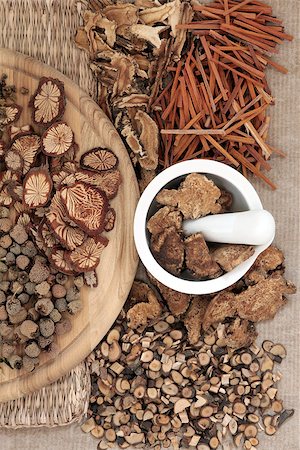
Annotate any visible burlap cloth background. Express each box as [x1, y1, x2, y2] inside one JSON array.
[[0, 0, 299, 448]]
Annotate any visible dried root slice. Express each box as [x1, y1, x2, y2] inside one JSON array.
[[7, 181, 23, 202], [80, 148, 118, 172], [84, 270, 98, 288], [60, 182, 108, 235], [0, 103, 22, 126], [23, 167, 53, 209], [42, 122, 74, 157], [30, 226, 49, 254], [75, 169, 122, 199], [11, 134, 41, 175], [38, 220, 57, 249], [17, 212, 31, 228], [30, 77, 65, 126], [46, 192, 86, 250], [4, 149, 23, 172], [49, 247, 75, 275], [0, 171, 19, 206], [0, 140, 5, 157], [8, 124, 33, 140], [67, 236, 108, 272], [104, 208, 116, 232]]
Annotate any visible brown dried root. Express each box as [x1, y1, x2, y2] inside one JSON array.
[[184, 296, 211, 345]]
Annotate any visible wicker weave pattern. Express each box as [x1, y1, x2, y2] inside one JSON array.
[[0, 0, 95, 428]]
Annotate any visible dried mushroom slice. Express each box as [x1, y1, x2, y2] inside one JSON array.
[[42, 122, 74, 157], [80, 148, 118, 173], [104, 208, 116, 232], [30, 77, 65, 126], [23, 168, 53, 209], [46, 192, 86, 251], [67, 236, 108, 272], [0, 103, 22, 126], [60, 182, 108, 235], [4, 149, 23, 172], [11, 134, 41, 175], [49, 247, 75, 275]]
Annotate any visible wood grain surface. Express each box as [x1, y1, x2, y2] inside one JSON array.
[[0, 48, 139, 402]]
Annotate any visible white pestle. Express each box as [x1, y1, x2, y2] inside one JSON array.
[[182, 210, 275, 245]]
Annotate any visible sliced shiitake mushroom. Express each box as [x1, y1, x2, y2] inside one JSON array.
[[60, 182, 108, 235], [23, 167, 53, 209], [104, 208, 116, 232], [42, 122, 74, 157], [49, 247, 75, 275], [80, 148, 118, 173], [67, 236, 108, 272], [11, 134, 41, 175], [30, 77, 65, 126], [46, 192, 86, 251], [0, 103, 22, 126]]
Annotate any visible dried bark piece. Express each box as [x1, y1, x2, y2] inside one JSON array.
[[60, 182, 108, 236], [212, 245, 255, 272], [127, 281, 162, 329], [151, 226, 184, 275], [245, 246, 284, 285], [30, 77, 65, 126], [23, 167, 53, 209], [104, 208, 116, 232], [148, 272, 191, 316], [80, 148, 118, 173], [4, 149, 23, 172], [236, 273, 296, 322], [134, 111, 159, 170], [49, 247, 75, 275], [203, 291, 237, 331], [147, 206, 182, 235], [67, 236, 108, 272], [138, 169, 156, 193], [170, 1, 194, 58], [11, 134, 41, 175], [42, 122, 74, 157], [184, 297, 211, 344], [156, 174, 222, 219], [0, 103, 22, 126], [114, 93, 149, 109], [185, 233, 222, 279], [46, 192, 86, 250], [222, 318, 257, 349]]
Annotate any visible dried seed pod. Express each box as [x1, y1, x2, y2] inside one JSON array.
[[104, 208, 116, 232], [39, 317, 55, 338], [10, 134, 41, 175], [0, 103, 22, 126], [60, 182, 108, 235], [30, 77, 65, 126], [25, 341, 41, 358], [20, 320, 39, 339], [49, 247, 75, 275], [80, 148, 118, 173], [67, 236, 108, 272], [35, 298, 54, 316], [23, 167, 52, 209], [42, 122, 74, 156]]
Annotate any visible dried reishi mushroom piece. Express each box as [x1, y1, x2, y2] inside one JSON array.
[[11, 134, 41, 175], [147, 206, 182, 235], [103, 4, 138, 28], [67, 236, 108, 272], [156, 174, 222, 219], [203, 291, 237, 331], [127, 281, 162, 329], [42, 122, 74, 157], [30, 77, 65, 126], [49, 247, 75, 275], [60, 182, 108, 235], [245, 245, 284, 285], [80, 148, 118, 173], [104, 208, 116, 232], [46, 192, 85, 250], [212, 244, 255, 273], [23, 167, 53, 209], [151, 226, 184, 275], [185, 233, 222, 279], [184, 297, 211, 345], [221, 318, 258, 349], [4, 149, 23, 172], [0, 103, 22, 126]]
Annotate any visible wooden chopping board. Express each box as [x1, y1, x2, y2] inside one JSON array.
[[0, 48, 139, 402]]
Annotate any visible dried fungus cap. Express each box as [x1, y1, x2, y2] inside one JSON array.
[[80, 148, 118, 173], [104, 208, 116, 232], [60, 182, 108, 235], [67, 236, 108, 272], [23, 167, 53, 209], [0, 103, 22, 126], [4, 149, 23, 172], [11, 134, 41, 175], [49, 247, 75, 275], [31, 77, 65, 126], [46, 192, 85, 250], [42, 122, 74, 157]]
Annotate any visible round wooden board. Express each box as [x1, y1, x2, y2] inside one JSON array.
[[0, 48, 139, 402]]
